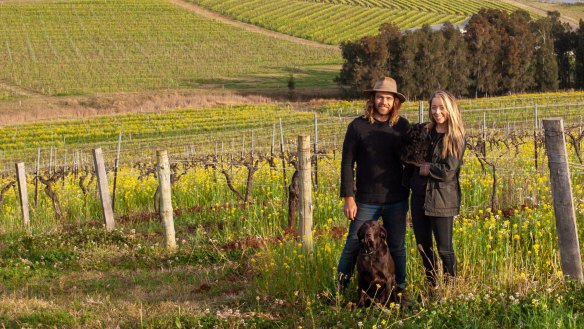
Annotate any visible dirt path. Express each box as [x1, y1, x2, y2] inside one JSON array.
[[168, 0, 338, 50], [500, 0, 579, 28]]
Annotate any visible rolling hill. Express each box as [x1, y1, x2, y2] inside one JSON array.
[[0, 0, 340, 97]]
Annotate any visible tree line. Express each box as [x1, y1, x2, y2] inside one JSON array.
[[336, 9, 584, 100]]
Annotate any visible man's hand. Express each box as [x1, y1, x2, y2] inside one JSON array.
[[343, 196, 358, 220]]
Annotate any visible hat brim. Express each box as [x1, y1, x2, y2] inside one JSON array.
[[364, 89, 406, 102]]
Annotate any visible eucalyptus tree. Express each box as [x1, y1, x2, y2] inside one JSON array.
[[440, 22, 470, 97], [465, 10, 503, 97], [532, 16, 560, 91]]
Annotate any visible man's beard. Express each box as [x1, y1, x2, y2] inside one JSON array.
[[375, 106, 391, 115]]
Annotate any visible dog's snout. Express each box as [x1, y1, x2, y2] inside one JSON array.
[[365, 232, 378, 247]]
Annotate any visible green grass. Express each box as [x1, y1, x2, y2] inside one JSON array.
[[0, 0, 340, 96], [190, 0, 519, 44], [0, 204, 582, 328], [0, 91, 583, 327], [0, 104, 317, 151]]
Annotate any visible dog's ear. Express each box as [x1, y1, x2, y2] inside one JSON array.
[[404, 125, 415, 144], [379, 225, 387, 240]]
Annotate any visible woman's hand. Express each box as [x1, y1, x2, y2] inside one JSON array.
[[419, 162, 430, 176]]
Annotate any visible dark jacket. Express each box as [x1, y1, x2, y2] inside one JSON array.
[[403, 124, 465, 217], [340, 116, 410, 204]]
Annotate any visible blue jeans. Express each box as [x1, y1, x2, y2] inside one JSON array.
[[337, 200, 408, 290]]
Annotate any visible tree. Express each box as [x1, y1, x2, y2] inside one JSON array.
[[465, 9, 539, 95], [335, 23, 401, 94], [575, 20, 584, 89], [549, 11, 575, 89], [396, 29, 421, 99], [532, 17, 559, 91], [501, 10, 536, 93], [378, 23, 402, 76], [440, 22, 470, 97], [465, 10, 503, 96], [416, 26, 450, 99], [397, 25, 462, 100]]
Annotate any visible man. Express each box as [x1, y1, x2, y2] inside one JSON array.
[[337, 76, 410, 300]]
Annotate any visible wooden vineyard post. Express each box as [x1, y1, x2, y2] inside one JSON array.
[[298, 135, 313, 253], [157, 150, 176, 250], [92, 148, 115, 231], [482, 112, 487, 158], [49, 147, 53, 175], [111, 132, 122, 212], [279, 118, 288, 203], [34, 148, 40, 206], [313, 112, 319, 188], [241, 133, 245, 159], [15, 162, 30, 228], [271, 124, 275, 159], [418, 100, 424, 123], [251, 130, 255, 161], [534, 104, 539, 172], [542, 118, 583, 282]]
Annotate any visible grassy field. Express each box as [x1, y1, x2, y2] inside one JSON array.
[[0, 92, 583, 327], [0, 146, 583, 327], [0, 0, 578, 105], [0, 0, 340, 96], [2, 91, 584, 168], [189, 0, 519, 44], [0, 1, 583, 326]]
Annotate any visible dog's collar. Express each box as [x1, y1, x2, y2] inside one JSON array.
[[360, 239, 387, 255], [361, 250, 374, 256]]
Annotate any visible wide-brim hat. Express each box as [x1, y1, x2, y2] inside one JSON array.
[[365, 77, 406, 102]]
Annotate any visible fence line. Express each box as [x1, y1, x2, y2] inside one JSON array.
[[3, 103, 584, 233]]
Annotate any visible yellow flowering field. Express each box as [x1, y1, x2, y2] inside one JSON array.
[[0, 95, 583, 327]]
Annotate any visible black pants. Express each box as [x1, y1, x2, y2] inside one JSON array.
[[410, 194, 456, 287]]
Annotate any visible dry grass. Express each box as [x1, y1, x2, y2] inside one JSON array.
[[0, 87, 342, 126], [0, 262, 247, 327], [501, 0, 582, 27], [0, 296, 60, 315]]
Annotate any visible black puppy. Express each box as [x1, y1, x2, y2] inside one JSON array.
[[401, 123, 429, 164], [356, 220, 396, 307]]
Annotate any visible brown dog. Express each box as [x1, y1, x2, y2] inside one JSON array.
[[356, 220, 396, 307]]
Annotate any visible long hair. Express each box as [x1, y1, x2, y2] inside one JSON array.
[[363, 93, 402, 126], [428, 90, 465, 159]]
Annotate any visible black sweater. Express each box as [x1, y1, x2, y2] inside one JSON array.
[[340, 116, 410, 204]]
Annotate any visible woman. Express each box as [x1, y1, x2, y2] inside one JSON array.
[[404, 90, 465, 288]]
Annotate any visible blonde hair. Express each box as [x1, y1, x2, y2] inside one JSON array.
[[428, 90, 465, 159], [363, 93, 402, 126]]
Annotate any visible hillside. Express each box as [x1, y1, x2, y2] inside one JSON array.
[[0, 0, 581, 125], [0, 0, 340, 98], [188, 0, 520, 44], [502, 0, 583, 27]]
